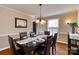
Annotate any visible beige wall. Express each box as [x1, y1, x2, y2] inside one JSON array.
[[0, 7, 33, 35], [45, 11, 77, 44], [46, 11, 77, 33], [0, 6, 33, 50]]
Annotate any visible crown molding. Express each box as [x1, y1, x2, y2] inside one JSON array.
[[0, 5, 32, 17]]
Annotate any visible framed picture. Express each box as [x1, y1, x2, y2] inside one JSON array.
[[15, 17, 27, 28]]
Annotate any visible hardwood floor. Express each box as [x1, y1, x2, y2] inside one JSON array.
[[56, 42, 68, 55], [0, 49, 11, 55], [0, 42, 68, 55]]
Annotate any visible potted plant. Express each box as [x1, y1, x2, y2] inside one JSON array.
[[68, 22, 78, 33]]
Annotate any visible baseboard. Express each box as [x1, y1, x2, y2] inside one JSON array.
[[59, 32, 68, 35], [0, 46, 10, 51], [57, 41, 68, 44]]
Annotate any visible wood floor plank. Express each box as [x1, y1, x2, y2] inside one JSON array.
[[0, 49, 11, 55]]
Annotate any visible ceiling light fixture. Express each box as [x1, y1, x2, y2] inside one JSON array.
[[36, 4, 46, 24]]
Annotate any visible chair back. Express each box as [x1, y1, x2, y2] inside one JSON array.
[[52, 33, 57, 48], [68, 33, 72, 54], [44, 31, 50, 35], [19, 32, 27, 40], [45, 36, 51, 55], [8, 35, 16, 54], [30, 32, 35, 37]]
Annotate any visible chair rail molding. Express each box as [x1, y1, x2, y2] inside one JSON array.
[[0, 33, 19, 37]]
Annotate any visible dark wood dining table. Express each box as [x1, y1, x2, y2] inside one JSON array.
[[15, 35, 48, 55]]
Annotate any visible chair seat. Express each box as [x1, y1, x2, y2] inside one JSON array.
[[34, 36, 52, 55], [70, 47, 79, 55], [71, 44, 78, 47], [71, 47, 78, 50], [35, 46, 46, 55], [36, 46, 46, 51], [15, 49, 25, 55], [70, 49, 78, 55]]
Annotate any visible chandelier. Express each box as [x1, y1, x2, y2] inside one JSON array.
[[36, 4, 46, 24]]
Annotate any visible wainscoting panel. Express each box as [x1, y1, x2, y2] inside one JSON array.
[[0, 35, 9, 51], [57, 33, 68, 44], [0, 34, 19, 51]]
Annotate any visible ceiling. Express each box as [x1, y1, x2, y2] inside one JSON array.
[[1, 4, 79, 17]]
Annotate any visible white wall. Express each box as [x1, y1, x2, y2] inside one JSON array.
[[0, 6, 33, 50]]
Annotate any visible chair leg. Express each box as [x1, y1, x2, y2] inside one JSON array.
[[52, 47, 54, 55], [52, 46, 56, 55], [68, 49, 71, 55], [55, 46, 56, 54], [49, 52, 50, 55], [33, 51, 36, 55]]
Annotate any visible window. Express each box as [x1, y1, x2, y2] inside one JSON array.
[[48, 18, 59, 35], [48, 19, 59, 28]]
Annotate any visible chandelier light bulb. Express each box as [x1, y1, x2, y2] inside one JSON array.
[[41, 20, 46, 23], [36, 20, 40, 23]]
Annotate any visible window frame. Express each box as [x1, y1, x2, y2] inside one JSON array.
[[47, 18, 59, 35], [47, 18, 59, 28]]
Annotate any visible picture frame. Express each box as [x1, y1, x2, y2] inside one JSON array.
[[15, 17, 27, 28]]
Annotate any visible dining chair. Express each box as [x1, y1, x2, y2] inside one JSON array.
[[30, 32, 36, 37], [68, 33, 79, 55], [44, 31, 50, 35], [19, 32, 27, 40], [8, 35, 25, 55], [51, 33, 57, 55], [34, 36, 51, 55]]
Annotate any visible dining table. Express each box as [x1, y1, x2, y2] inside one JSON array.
[[68, 32, 79, 46], [14, 35, 48, 55], [69, 33, 79, 41]]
